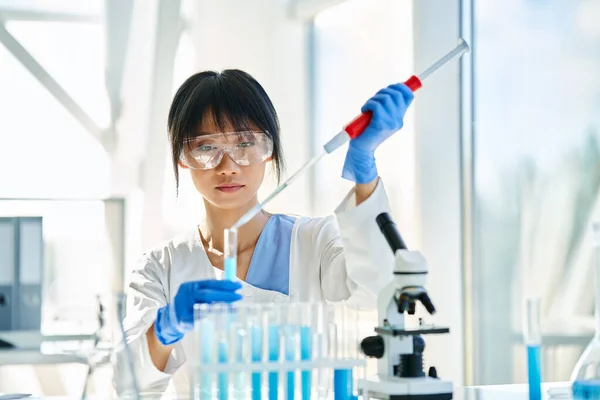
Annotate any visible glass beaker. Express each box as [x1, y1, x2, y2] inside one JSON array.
[[81, 292, 140, 400], [570, 223, 600, 399]]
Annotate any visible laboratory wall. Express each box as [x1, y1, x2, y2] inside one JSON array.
[[467, 0, 600, 385]]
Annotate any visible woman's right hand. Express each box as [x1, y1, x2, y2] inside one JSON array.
[[154, 279, 242, 345]]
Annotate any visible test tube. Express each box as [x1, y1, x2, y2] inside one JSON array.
[[224, 228, 238, 280], [353, 308, 369, 386], [524, 297, 542, 400], [299, 303, 317, 400], [194, 304, 214, 400], [212, 304, 230, 400], [331, 303, 352, 400], [344, 304, 360, 399], [282, 304, 301, 400], [315, 304, 330, 400], [230, 304, 249, 400], [265, 304, 282, 400], [247, 304, 264, 400], [324, 305, 340, 400]]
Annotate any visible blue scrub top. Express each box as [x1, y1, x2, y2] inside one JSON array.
[[245, 214, 296, 295]]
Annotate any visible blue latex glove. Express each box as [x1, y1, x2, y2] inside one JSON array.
[[342, 83, 414, 184], [154, 279, 242, 345]]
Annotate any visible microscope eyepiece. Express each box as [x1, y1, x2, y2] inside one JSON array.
[[376, 212, 408, 253]]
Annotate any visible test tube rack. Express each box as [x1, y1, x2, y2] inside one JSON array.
[[190, 301, 365, 400]]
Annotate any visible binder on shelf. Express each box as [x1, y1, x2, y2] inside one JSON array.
[[18, 217, 43, 330], [0, 217, 43, 332], [0, 219, 16, 331]]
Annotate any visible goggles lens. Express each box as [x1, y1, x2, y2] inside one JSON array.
[[181, 131, 273, 170]]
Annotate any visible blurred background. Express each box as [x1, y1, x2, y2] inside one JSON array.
[[1, 0, 599, 396]]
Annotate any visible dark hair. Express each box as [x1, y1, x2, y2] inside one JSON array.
[[167, 69, 285, 192]]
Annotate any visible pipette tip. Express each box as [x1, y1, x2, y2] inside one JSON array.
[[231, 220, 243, 231]]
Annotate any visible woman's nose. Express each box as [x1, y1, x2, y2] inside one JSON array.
[[215, 152, 240, 174]]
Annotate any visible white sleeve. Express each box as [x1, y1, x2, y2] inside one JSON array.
[[115, 254, 186, 394], [319, 178, 394, 309]]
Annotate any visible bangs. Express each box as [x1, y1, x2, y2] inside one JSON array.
[[183, 97, 258, 142]]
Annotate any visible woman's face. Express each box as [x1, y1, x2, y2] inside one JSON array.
[[181, 115, 270, 210]]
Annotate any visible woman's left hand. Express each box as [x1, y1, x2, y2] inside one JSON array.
[[342, 83, 414, 184]]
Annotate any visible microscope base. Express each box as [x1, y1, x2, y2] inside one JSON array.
[[358, 375, 453, 400]]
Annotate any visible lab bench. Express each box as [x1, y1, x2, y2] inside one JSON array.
[[0, 383, 574, 400], [0, 330, 93, 397], [0, 330, 93, 365]]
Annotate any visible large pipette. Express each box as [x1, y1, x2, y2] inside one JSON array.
[[232, 38, 470, 230]]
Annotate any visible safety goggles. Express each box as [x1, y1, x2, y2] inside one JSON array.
[[180, 131, 273, 170]]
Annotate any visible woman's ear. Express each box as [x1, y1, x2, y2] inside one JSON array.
[[265, 155, 273, 162]]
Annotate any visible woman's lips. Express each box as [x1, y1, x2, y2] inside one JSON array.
[[216, 184, 244, 193]]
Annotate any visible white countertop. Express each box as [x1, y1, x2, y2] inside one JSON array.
[[0, 330, 92, 365], [0, 382, 574, 400]]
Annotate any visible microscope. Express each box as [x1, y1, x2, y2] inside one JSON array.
[[357, 212, 453, 400]]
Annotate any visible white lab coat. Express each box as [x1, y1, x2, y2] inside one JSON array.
[[120, 179, 394, 397]]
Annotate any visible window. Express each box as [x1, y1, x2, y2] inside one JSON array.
[[0, 20, 110, 198], [470, 0, 600, 384]]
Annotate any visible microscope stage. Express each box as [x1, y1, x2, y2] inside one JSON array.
[[375, 326, 450, 337]]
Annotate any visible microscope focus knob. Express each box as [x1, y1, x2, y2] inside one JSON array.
[[428, 366, 438, 378], [360, 335, 384, 359]]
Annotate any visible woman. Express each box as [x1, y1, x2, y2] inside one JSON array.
[[121, 69, 413, 395]]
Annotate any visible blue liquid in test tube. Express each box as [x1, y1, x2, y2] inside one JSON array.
[[334, 369, 352, 400], [218, 340, 229, 400], [269, 325, 280, 400], [573, 380, 600, 399], [224, 229, 237, 281], [524, 297, 542, 400], [224, 257, 236, 281], [251, 325, 263, 400], [229, 321, 246, 400], [527, 345, 541, 400], [300, 326, 312, 400], [198, 317, 214, 399], [284, 325, 296, 400]]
